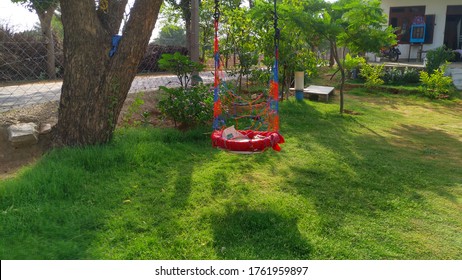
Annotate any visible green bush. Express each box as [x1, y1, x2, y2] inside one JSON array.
[[121, 92, 145, 127], [383, 67, 420, 85], [382, 67, 402, 85], [344, 54, 366, 71], [344, 54, 366, 79], [359, 63, 384, 88], [158, 84, 213, 128], [249, 68, 271, 87], [425, 46, 455, 74], [402, 67, 421, 84], [419, 67, 453, 99], [158, 52, 204, 89]]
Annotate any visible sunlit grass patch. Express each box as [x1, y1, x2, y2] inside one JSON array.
[[1, 93, 461, 259]]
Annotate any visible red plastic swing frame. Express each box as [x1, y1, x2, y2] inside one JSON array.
[[211, 130, 284, 154], [211, 0, 283, 154]]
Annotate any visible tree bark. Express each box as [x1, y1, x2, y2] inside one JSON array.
[[54, 0, 162, 147], [166, 0, 191, 54], [330, 41, 344, 114], [190, 0, 200, 83], [185, 13, 192, 55], [329, 44, 335, 68], [37, 5, 57, 79]]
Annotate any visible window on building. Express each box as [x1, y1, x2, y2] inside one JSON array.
[[389, 6, 426, 44]]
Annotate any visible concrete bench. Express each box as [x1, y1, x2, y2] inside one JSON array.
[[289, 85, 335, 102], [303, 85, 335, 102]]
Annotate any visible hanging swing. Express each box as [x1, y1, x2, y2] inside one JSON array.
[[211, 0, 284, 154]]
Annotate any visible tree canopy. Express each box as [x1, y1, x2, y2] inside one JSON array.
[[292, 0, 396, 113], [154, 24, 187, 46]]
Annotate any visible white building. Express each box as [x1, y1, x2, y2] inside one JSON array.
[[380, 0, 462, 61]]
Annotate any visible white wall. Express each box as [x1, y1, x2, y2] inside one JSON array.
[[381, 0, 462, 59]]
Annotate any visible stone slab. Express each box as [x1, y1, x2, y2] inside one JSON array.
[[303, 85, 335, 95], [7, 123, 38, 147], [303, 85, 335, 102]]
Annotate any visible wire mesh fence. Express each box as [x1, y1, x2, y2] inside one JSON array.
[[0, 24, 226, 113]]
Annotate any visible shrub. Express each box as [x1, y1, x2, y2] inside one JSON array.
[[121, 92, 145, 127], [344, 54, 366, 79], [359, 63, 384, 88], [249, 68, 271, 87], [344, 54, 366, 71], [158, 84, 213, 128], [382, 67, 402, 85], [425, 46, 455, 74], [158, 52, 204, 89], [402, 67, 421, 84], [383, 67, 421, 85], [419, 67, 453, 99]]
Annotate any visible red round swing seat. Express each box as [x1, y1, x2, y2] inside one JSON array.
[[211, 130, 285, 153]]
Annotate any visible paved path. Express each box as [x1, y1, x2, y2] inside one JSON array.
[[0, 72, 221, 112]]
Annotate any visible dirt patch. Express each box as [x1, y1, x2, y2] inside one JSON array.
[[343, 109, 363, 115], [117, 91, 174, 128], [0, 126, 53, 178], [0, 91, 172, 179], [1, 101, 58, 178]]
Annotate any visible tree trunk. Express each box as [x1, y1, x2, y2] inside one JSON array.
[[37, 5, 57, 79], [339, 67, 345, 114], [185, 20, 191, 55], [200, 26, 208, 62], [190, 0, 200, 83], [329, 44, 335, 68], [183, 1, 192, 56], [54, 0, 162, 147], [331, 41, 345, 114]]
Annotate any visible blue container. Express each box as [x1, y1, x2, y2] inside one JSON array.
[[295, 90, 304, 101]]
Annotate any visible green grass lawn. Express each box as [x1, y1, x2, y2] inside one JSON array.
[[1, 92, 461, 260]]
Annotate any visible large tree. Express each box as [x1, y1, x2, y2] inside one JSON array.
[[163, 0, 200, 71], [164, 0, 193, 53], [54, 0, 163, 146], [13, 0, 59, 79], [294, 0, 395, 113]]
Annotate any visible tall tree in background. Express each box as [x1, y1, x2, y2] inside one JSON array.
[[251, 0, 321, 100], [190, 0, 200, 78], [54, 0, 163, 146], [216, 0, 244, 68], [164, 0, 200, 68], [12, 0, 59, 79], [153, 24, 186, 46], [198, 0, 215, 62], [294, 0, 395, 113], [165, 0, 191, 52]]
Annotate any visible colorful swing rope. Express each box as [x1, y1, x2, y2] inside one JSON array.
[[212, 0, 222, 130], [269, 0, 280, 132], [211, 0, 284, 153]]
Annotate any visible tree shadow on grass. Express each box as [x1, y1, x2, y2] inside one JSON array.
[[0, 128, 209, 259], [386, 124, 462, 201], [280, 101, 462, 258], [211, 209, 312, 260]]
